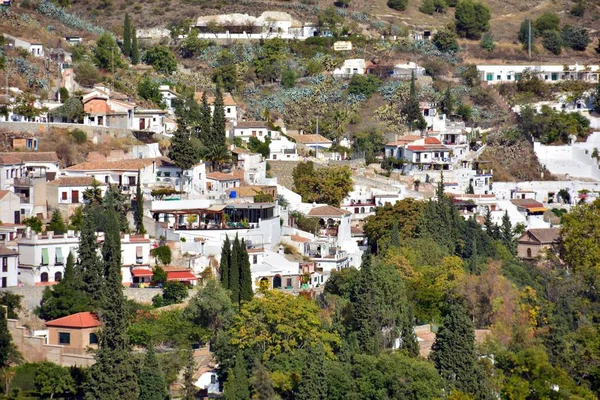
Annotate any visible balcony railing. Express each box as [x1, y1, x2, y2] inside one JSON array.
[[13, 177, 32, 186]]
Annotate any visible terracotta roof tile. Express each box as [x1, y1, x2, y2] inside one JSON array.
[[4, 152, 59, 163], [167, 271, 197, 281], [66, 158, 156, 171], [0, 154, 24, 165], [385, 135, 422, 146], [235, 121, 268, 129], [424, 137, 442, 144], [194, 92, 237, 106], [0, 190, 11, 200], [0, 245, 17, 256], [290, 234, 310, 243], [288, 133, 332, 145], [207, 171, 241, 181], [46, 312, 101, 329], [307, 205, 351, 217], [48, 177, 106, 186], [521, 228, 561, 244]]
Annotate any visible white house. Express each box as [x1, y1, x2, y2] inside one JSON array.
[[386, 137, 452, 170], [287, 133, 333, 153], [116, 234, 152, 286], [3, 152, 60, 179], [47, 177, 108, 217], [17, 231, 80, 286], [333, 59, 366, 78], [82, 86, 135, 129], [65, 159, 157, 193], [133, 109, 169, 134], [195, 368, 220, 396], [340, 186, 404, 219], [3, 34, 44, 57], [0, 190, 22, 225], [231, 151, 266, 185], [393, 62, 425, 79], [477, 64, 600, 85], [155, 158, 207, 197], [268, 137, 298, 161], [231, 121, 272, 142], [0, 245, 18, 288], [194, 92, 237, 121], [206, 172, 242, 197], [250, 248, 302, 290], [0, 154, 25, 191], [158, 85, 179, 115]]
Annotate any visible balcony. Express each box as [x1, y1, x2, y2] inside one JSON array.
[[283, 148, 297, 154], [13, 177, 32, 187]]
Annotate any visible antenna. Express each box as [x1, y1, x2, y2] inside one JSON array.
[[528, 19, 531, 59]]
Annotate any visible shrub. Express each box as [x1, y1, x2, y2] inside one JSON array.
[[561, 25, 590, 51], [74, 62, 100, 87], [534, 12, 560, 33], [518, 19, 537, 46], [281, 68, 297, 89], [162, 281, 188, 305], [150, 245, 172, 266], [542, 30, 562, 55], [570, 2, 585, 17], [455, 0, 491, 40], [456, 104, 472, 121], [419, 0, 435, 14], [70, 128, 87, 144], [347, 74, 381, 97], [143, 45, 177, 75], [433, 28, 459, 52], [480, 32, 495, 52], [387, 0, 408, 11]]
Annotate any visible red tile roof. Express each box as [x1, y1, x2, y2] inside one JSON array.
[[290, 234, 310, 243], [424, 137, 442, 144], [131, 268, 153, 277], [46, 312, 101, 329], [48, 177, 105, 186], [0, 155, 24, 165], [66, 159, 156, 171], [4, 152, 59, 163], [0, 190, 11, 201], [206, 172, 241, 181], [288, 133, 332, 145], [194, 91, 237, 106], [386, 135, 422, 146], [308, 205, 351, 217], [167, 271, 197, 281]]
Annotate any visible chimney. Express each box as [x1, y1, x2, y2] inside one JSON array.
[[278, 245, 285, 255], [67, 229, 74, 237], [47, 231, 54, 240], [123, 234, 130, 242]]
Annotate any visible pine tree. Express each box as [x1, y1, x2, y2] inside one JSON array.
[[500, 211, 515, 253], [390, 219, 401, 248], [123, 13, 131, 59], [211, 81, 226, 150], [239, 239, 253, 303], [228, 235, 241, 303], [86, 205, 139, 400], [402, 71, 427, 131], [223, 352, 250, 400], [483, 207, 498, 239], [220, 236, 231, 289], [297, 343, 328, 400], [169, 126, 199, 192], [182, 351, 197, 400], [250, 360, 276, 400], [48, 209, 67, 235], [131, 26, 139, 65], [400, 307, 419, 357], [79, 207, 104, 308], [102, 185, 130, 234], [351, 253, 382, 355], [134, 170, 146, 235], [138, 345, 168, 400], [199, 91, 212, 143], [430, 304, 479, 395]]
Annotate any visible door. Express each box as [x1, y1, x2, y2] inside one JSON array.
[[140, 118, 145, 130], [72, 190, 79, 203], [273, 275, 282, 289], [13, 211, 20, 224]]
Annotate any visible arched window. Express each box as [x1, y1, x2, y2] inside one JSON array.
[[40, 272, 48, 282], [527, 248, 532, 258], [54, 272, 62, 282], [273, 275, 282, 289]]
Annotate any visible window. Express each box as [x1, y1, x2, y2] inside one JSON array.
[[552, 73, 558, 81], [486, 73, 493, 81], [59, 332, 71, 345], [507, 75, 511, 80], [544, 75, 549, 80], [61, 192, 68, 201], [226, 107, 231, 114], [89, 333, 99, 345], [55, 271, 62, 282], [2, 257, 7, 272], [253, 255, 258, 264], [41, 248, 49, 265], [1, 278, 6, 288], [211, 375, 216, 384], [40, 272, 48, 282], [128, 176, 136, 186], [252, 131, 257, 137], [286, 278, 292, 288], [497, 75, 501, 80], [272, 155, 277, 160]]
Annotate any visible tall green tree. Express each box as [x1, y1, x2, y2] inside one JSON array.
[[199, 91, 212, 142], [138, 345, 168, 400], [123, 13, 131, 58], [169, 126, 199, 192], [250, 360, 276, 400], [229, 235, 241, 304], [297, 343, 328, 400], [239, 239, 253, 303], [48, 209, 67, 235], [402, 72, 427, 131], [211, 82, 227, 150], [223, 352, 250, 400], [182, 351, 197, 400], [38, 252, 90, 320], [134, 170, 146, 235], [455, 0, 491, 40], [500, 211, 515, 254], [86, 205, 139, 400], [220, 236, 231, 289], [143, 46, 178, 75], [131, 26, 139, 64], [430, 304, 479, 394], [0, 306, 19, 397], [79, 208, 104, 307], [400, 307, 419, 357], [93, 32, 124, 70], [185, 278, 235, 336], [34, 362, 76, 399], [390, 220, 401, 248]]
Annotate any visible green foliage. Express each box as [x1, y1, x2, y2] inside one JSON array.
[[74, 61, 100, 86], [210, 82, 227, 151], [403, 72, 427, 131], [131, 26, 139, 65], [70, 128, 88, 144], [542, 30, 562, 55], [454, 0, 490, 39], [419, 0, 435, 15], [297, 343, 327, 399], [387, 0, 408, 11], [138, 345, 169, 400], [93, 32, 124, 70], [169, 126, 200, 181], [0, 292, 22, 319], [150, 245, 172, 266], [519, 104, 590, 144], [253, 191, 274, 203], [152, 266, 167, 284], [0, 307, 16, 370], [534, 12, 560, 33], [593, 83, 600, 114], [292, 161, 353, 206], [137, 78, 165, 108], [128, 309, 206, 347], [347, 74, 381, 98], [143, 46, 177, 75], [180, 29, 213, 58], [47, 209, 67, 234], [22, 216, 42, 233], [134, 170, 146, 235], [518, 19, 537, 46], [123, 13, 131, 58], [253, 38, 286, 83], [223, 352, 250, 400], [162, 281, 189, 305], [281, 68, 296, 89], [185, 279, 234, 336], [78, 207, 104, 308], [247, 136, 271, 158], [250, 360, 276, 400], [59, 87, 69, 103], [34, 362, 76, 398], [51, 98, 84, 122], [433, 28, 459, 52], [561, 25, 590, 51], [480, 32, 495, 52], [456, 104, 472, 121], [570, 1, 585, 17], [317, 7, 345, 36]]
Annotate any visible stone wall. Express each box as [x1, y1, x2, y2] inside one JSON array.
[[0, 121, 135, 142]]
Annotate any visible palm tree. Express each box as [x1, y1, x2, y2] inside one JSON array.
[[203, 145, 231, 172]]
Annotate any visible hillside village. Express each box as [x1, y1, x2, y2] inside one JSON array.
[[0, 0, 600, 398]]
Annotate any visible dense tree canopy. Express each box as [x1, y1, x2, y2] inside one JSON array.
[[292, 161, 353, 206], [454, 0, 491, 39]]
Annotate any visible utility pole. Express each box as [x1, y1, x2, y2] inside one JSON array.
[[57, 60, 61, 103], [528, 19, 531, 59]]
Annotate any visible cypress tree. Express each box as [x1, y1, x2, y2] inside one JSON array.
[[123, 13, 131, 58], [402, 71, 427, 131], [430, 304, 479, 395], [134, 170, 146, 235], [102, 185, 130, 234], [47, 209, 67, 235], [228, 235, 241, 303], [250, 360, 276, 400], [79, 207, 104, 307], [131, 26, 139, 65], [199, 91, 212, 143], [400, 307, 419, 357], [220, 236, 231, 289], [500, 211, 515, 253], [0, 306, 15, 370], [170, 126, 199, 192], [182, 351, 197, 400], [211, 81, 226, 149], [390, 219, 401, 248], [223, 352, 250, 400], [239, 238, 253, 303], [351, 253, 381, 355], [297, 343, 328, 400], [138, 344, 168, 400], [86, 205, 139, 400]]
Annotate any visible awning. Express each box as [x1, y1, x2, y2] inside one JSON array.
[[207, 204, 227, 212], [41, 248, 49, 265], [131, 268, 153, 277], [136, 246, 143, 258], [528, 207, 547, 213], [167, 271, 197, 282], [55, 247, 64, 264]]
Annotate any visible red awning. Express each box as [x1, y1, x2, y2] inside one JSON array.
[[167, 271, 197, 282], [131, 268, 153, 277]]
